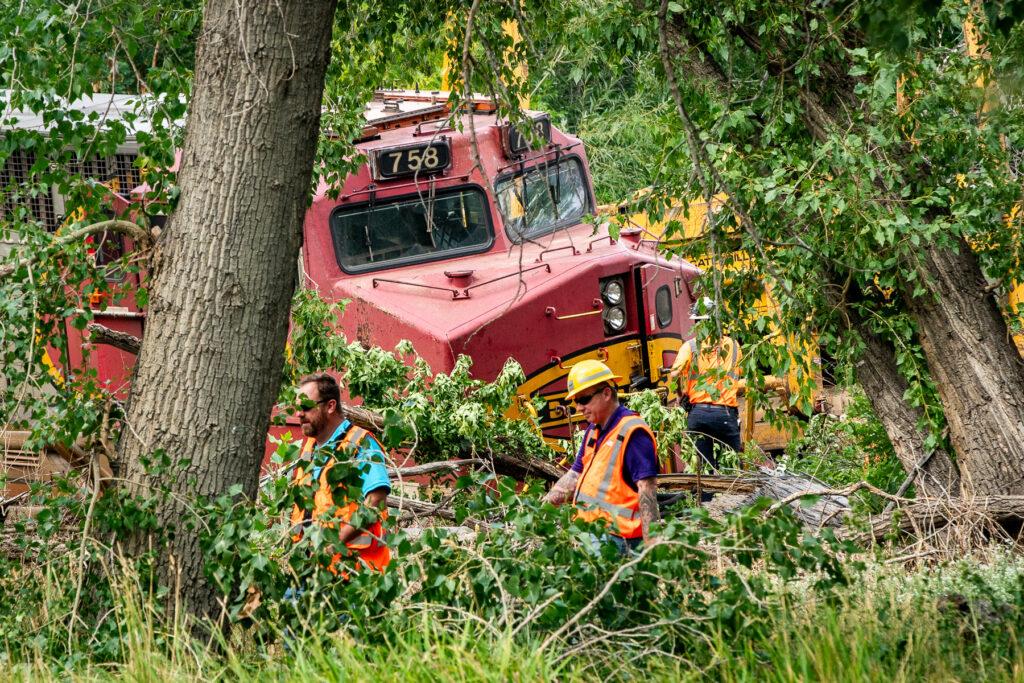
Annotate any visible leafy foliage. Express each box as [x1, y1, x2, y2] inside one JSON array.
[[284, 289, 554, 461]]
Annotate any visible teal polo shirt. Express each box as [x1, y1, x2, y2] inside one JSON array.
[[309, 420, 392, 497]]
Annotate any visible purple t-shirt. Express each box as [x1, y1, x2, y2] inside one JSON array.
[[571, 405, 658, 491]]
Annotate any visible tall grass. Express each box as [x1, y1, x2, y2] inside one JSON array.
[[3, 553, 1024, 682]]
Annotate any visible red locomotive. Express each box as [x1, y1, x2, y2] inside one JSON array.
[[303, 90, 699, 437]]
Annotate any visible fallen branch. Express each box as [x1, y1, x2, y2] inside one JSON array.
[[657, 473, 761, 494], [538, 538, 683, 654], [751, 466, 854, 528], [337, 402, 385, 432], [87, 323, 142, 355], [388, 495, 457, 521], [486, 444, 565, 483], [388, 458, 486, 478], [883, 450, 936, 515], [858, 495, 1024, 543], [0, 220, 153, 279], [765, 480, 905, 517]]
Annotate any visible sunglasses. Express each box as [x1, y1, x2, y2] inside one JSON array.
[[573, 387, 605, 406], [296, 397, 329, 411]]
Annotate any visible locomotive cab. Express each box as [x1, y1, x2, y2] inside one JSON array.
[[302, 91, 701, 438]]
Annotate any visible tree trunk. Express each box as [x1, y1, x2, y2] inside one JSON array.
[[906, 241, 1024, 496], [835, 288, 961, 497], [116, 0, 337, 624], [852, 326, 961, 497]]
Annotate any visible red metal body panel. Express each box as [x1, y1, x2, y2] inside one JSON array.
[[50, 192, 146, 397]]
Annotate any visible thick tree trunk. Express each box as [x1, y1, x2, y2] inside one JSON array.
[[835, 289, 961, 497], [906, 242, 1024, 496], [116, 0, 337, 623], [853, 327, 961, 496]]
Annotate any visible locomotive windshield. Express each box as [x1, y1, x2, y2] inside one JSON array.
[[330, 188, 493, 272], [495, 157, 589, 241]]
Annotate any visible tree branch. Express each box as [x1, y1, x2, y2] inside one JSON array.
[[0, 220, 153, 279], [87, 323, 142, 354]]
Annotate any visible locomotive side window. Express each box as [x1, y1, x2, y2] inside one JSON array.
[[330, 188, 493, 273], [495, 158, 589, 242], [656, 285, 672, 328]]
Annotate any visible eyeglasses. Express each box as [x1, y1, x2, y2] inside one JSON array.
[[296, 397, 329, 412], [573, 388, 604, 406]]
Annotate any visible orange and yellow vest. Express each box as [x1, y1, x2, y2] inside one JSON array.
[[289, 425, 391, 574], [673, 336, 743, 408], [572, 415, 658, 539]]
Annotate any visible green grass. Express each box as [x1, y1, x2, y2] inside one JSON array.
[[4, 554, 1024, 682]]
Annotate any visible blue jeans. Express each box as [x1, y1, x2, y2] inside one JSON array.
[[586, 533, 643, 556]]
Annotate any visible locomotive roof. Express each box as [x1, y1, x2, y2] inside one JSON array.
[[0, 91, 181, 138], [0, 89, 507, 144]]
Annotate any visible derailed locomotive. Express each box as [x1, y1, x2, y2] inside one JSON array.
[[303, 90, 701, 438]]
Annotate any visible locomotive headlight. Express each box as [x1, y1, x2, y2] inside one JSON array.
[[601, 279, 624, 305], [603, 305, 627, 332]]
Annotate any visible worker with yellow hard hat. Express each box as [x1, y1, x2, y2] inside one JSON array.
[[669, 297, 743, 482], [542, 359, 661, 554]]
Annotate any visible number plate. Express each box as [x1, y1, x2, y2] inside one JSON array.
[[504, 115, 552, 157], [372, 141, 451, 180]]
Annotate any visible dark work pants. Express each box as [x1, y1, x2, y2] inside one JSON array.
[[687, 403, 741, 472]]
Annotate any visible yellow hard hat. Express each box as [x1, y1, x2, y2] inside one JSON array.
[[565, 359, 621, 400]]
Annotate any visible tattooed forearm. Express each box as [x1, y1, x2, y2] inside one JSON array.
[[637, 477, 660, 538], [543, 469, 581, 506]]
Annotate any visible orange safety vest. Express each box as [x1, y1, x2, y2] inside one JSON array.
[[289, 425, 391, 574], [572, 415, 658, 539], [674, 336, 742, 408]]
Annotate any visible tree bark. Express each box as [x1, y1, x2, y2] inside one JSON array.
[[852, 327, 961, 497], [116, 0, 337, 624], [905, 242, 1024, 495], [834, 288, 961, 497]]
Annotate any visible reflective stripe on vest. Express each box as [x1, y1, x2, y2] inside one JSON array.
[[572, 415, 654, 538], [574, 421, 639, 513]]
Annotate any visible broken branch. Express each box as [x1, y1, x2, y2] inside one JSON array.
[[87, 323, 142, 354], [0, 220, 153, 279]]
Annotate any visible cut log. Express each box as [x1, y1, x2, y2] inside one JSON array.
[[657, 473, 761, 494]]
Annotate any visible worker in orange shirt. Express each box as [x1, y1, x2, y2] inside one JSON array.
[[670, 298, 743, 474], [289, 372, 391, 577]]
